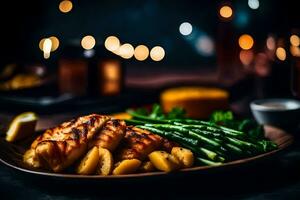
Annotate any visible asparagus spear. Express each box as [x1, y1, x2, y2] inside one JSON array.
[[144, 124, 221, 148], [128, 110, 245, 138], [196, 157, 223, 166], [171, 119, 245, 135]]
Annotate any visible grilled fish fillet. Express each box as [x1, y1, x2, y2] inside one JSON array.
[[88, 119, 126, 151], [25, 114, 110, 172], [115, 126, 164, 161]]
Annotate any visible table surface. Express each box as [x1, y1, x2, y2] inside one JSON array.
[[1, 111, 300, 200]]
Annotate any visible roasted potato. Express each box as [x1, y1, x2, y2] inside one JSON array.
[[112, 159, 141, 175], [171, 147, 194, 168], [97, 147, 114, 175], [77, 146, 99, 175], [148, 151, 180, 172], [139, 161, 156, 173]]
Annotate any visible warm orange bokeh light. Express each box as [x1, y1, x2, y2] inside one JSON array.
[[219, 6, 233, 19], [290, 35, 300, 47], [39, 36, 60, 52], [239, 50, 254, 66], [118, 43, 134, 59], [150, 46, 165, 61], [81, 35, 96, 50], [105, 36, 120, 52], [134, 45, 149, 61], [276, 47, 286, 61], [290, 46, 300, 57], [59, 0, 73, 13], [239, 34, 254, 50]]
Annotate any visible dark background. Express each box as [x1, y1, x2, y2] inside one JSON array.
[[0, 0, 299, 68]]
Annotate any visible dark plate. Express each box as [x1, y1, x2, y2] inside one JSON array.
[[0, 125, 294, 183]]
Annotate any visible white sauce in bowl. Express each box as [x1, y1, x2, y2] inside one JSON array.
[[251, 99, 300, 111]]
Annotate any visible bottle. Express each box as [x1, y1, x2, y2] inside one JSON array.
[[58, 44, 90, 96]]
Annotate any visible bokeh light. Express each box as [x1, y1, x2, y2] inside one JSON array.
[[276, 47, 286, 61], [134, 45, 149, 61], [239, 50, 254, 66], [150, 46, 165, 61], [43, 38, 52, 59], [81, 35, 96, 50], [39, 39, 46, 51], [39, 36, 60, 52], [219, 6, 233, 19], [83, 49, 95, 58], [118, 43, 134, 59], [255, 53, 271, 77], [105, 36, 120, 52], [238, 34, 254, 50], [248, 0, 259, 9], [290, 35, 300, 46], [266, 36, 276, 50], [59, 0, 73, 13], [290, 46, 300, 57], [49, 36, 59, 51], [195, 35, 215, 56], [179, 22, 193, 36]]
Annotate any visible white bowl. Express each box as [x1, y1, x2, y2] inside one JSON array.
[[250, 98, 300, 130]]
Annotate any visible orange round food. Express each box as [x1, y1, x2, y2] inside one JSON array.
[[160, 87, 229, 119]]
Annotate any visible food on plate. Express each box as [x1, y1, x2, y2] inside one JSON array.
[[148, 151, 181, 172], [88, 119, 126, 151], [24, 114, 110, 172], [0, 74, 42, 91], [97, 147, 114, 175], [171, 147, 194, 168], [160, 87, 229, 118], [112, 159, 142, 175], [115, 126, 166, 161], [139, 161, 156, 172], [126, 105, 278, 166], [18, 104, 278, 176], [77, 146, 99, 175], [6, 112, 38, 142]]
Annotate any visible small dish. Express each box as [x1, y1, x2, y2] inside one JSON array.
[[250, 98, 300, 130]]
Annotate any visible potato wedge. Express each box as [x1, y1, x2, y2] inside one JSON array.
[[77, 146, 99, 175], [96, 147, 114, 175], [139, 161, 156, 173], [148, 151, 180, 172], [112, 159, 141, 175], [171, 147, 194, 168]]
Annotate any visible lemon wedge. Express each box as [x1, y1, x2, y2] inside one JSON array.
[[6, 112, 38, 142]]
